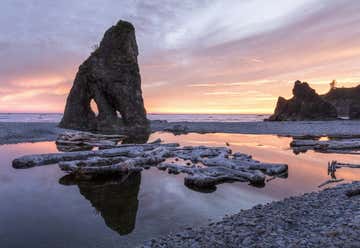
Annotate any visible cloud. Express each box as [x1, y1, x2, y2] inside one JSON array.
[[142, 81, 169, 88], [162, 0, 321, 49], [0, 0, 360, 113], [188, 80, 278, 88]]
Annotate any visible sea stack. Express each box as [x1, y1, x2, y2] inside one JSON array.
[[267, 80, 338, 121], [323, 85, 360, 119], [59, 20, 149, 134]]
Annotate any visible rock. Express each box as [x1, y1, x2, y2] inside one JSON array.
[[267, 81, 338, 121], [323, 85, 360, 119], [59, 20, 149, 135], [349, 102, 360, 119]]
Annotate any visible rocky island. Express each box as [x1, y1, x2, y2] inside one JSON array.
[[268, 80, 360, 121], [323, 84, 360, 119]]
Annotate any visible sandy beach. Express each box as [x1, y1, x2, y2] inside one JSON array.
[[2, 120, 360, 145]]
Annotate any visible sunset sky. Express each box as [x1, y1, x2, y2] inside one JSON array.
[[1, 0, 360, 114]]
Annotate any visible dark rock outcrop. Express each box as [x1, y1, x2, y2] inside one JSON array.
[[59, 20, 149, 134], [349, 102, 360, 119], [323, 85, 360, 119], [268, 81, 338, 121]]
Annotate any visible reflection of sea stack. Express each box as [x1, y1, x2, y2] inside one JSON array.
[[59, 20, 149, 135], [60, 173, 141, 235]]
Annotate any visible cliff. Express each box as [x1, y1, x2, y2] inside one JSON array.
[[267, 81, 338, 121], [323, 85, 360, 119]]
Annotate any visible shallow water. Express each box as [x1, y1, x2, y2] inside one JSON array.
[[0, 132, 359, 248]]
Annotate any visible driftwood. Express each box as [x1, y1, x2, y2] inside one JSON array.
[[291, 139, 360, 151], [318, 178, 344, 188], [290, 138, 360, 154], [317, 161, 344, 188], [57, 131, 127, 142], [320, 150, 360, 155], [331, 161, 360, 169], [59, 147, 171, 176], [56, 131, 127, 151], [12, 143, 179, 169], [12, 138, 288, 188], [158, 163, 264, 187], [318, 160, 360, 188]]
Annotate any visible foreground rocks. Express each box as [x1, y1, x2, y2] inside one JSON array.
[[59, 20, 149, 135], [268, 81, 337, 121], [142, 182, 360, 248]]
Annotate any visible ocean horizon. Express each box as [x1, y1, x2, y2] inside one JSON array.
[[0, 113, 269, 123]]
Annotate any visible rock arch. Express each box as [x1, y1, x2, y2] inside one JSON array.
[[59, 20, 149, 134]]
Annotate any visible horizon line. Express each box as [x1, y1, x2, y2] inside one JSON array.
[[0, 112, 271, 115]]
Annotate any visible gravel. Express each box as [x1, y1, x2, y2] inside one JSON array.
[[141, 182, 360, 248]]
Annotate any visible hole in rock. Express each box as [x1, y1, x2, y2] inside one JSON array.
[[90, 99, 99, 116], [116, 111, 122, 118]]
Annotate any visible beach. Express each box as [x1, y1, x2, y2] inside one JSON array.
[[2, 120, 360, 145], [143, 182, 360, 248]]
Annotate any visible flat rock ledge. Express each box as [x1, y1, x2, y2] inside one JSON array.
[[141, 182, 360, 248]]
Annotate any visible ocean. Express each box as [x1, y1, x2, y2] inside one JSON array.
[[0, 113, 269, 123]]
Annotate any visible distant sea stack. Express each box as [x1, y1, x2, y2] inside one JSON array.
[[323, 85, 360, 119], [267, 80, 338, 121], [59, 20, 149, 134]]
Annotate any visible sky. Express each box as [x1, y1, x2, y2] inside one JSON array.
[[1, 0, 360, 114]]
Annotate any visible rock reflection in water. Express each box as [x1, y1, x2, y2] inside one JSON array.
[[122, 132, 150, 144], [59, 172, 141, 235]]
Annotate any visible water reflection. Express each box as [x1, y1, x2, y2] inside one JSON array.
[[1, 134, 360, 247], [59, 172, 141, 235]]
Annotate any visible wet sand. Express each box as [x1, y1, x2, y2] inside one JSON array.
[[1, 120, 360, 145]]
